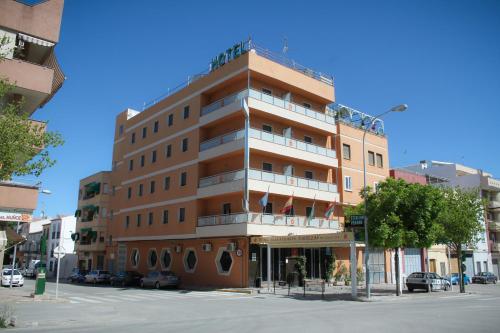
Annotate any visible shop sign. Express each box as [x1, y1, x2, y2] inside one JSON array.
[[250, 232, 353, 245], [251, 253, 257, 261], [0, 210, 32, 222], [346, 215, 365, 227], [210, 40, 249, 72]]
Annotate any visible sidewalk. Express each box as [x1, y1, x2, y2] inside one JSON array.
[[0, 285, 66, 304]]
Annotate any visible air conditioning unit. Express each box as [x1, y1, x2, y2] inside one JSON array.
[[202, 243, 212, 252], [227, 242, 236, 252], [175, 245, 182, 253]]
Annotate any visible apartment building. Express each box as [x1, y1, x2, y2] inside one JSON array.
[[402, 161, 497, 277], [82, 41, 391, 288], [74, 171, 111, 271], [0, 0, 65, 267]]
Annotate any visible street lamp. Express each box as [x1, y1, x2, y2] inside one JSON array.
[[362, 104, 407, 299]]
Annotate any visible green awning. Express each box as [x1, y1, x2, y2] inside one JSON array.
[[84, 182, 100, 193], [74, 209, 81, 217]]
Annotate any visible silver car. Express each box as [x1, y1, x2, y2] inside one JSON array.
[[84, 270, 111, 283], [406, 272, 450, 292], [140, 271, 179, 289]]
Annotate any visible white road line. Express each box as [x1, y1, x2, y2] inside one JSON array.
[[69, 296, 102, 304]]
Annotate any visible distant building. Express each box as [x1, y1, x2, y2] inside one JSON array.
[[45, 215, 76, 278]]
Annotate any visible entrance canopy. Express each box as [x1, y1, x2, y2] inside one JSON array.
[[250, 232, 353, 248]]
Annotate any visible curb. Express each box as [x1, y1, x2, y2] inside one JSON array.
[[216, 288, 255, 295]]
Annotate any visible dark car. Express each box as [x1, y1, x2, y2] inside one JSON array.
[[110, 271, 143, 287], [140, 271, 179, 289], [472, 272, 498, 284], [68, 269, 87, 283]]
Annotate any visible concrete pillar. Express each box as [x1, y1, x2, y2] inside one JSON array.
[[350, 240, 357, 298], [267, 244, 272, 291]]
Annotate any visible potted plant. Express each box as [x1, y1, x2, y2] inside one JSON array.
[[344, 273, 351, 286], [334, 262, 347, 286], [357, 267, 365, 286], [325, 254, 336, 284]]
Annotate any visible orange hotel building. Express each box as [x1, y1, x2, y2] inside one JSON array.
[[75, 41, 390, 288]]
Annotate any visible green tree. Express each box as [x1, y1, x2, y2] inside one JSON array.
[[347, 178, 444, 295], [436, 187, 485, 293], [0, 38, 64, 180]]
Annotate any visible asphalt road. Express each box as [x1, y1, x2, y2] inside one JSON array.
[[2, 280, 500, 332]]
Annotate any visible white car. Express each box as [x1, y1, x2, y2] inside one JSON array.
[[406, 272, 450, 292], [1, 269, 24, 287]]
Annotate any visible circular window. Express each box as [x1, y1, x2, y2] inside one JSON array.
[[219, 251, 232, 272], [148, 249, 158, 269], [161, 249, 172, 270], [130, 248, 139, 267], [183, 249, 197, 273]]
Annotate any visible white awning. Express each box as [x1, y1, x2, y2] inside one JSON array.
[[18, 33, 54, 47]]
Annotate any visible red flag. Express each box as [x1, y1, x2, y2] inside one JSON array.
[[280, 195, 293, 214]]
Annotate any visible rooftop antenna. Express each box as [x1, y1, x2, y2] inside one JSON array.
[[282, 36, 288, 55]]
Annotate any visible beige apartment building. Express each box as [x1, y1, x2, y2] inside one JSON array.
[[74, 172, 111, 271], [0, 0, 65, 268], [78, 41, 390, 287]]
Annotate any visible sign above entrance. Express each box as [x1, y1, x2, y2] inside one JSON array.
[[346, 215, 365, 227], [210, 40, 249, 72], [0, 210, 32, 222], [250, 232, 353, 248]]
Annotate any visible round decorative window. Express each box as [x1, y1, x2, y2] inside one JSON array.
[[183, 249, 197, 272], [161, 249, 172, 270], [148, 249, 158, 268], [130, 249, 139, 267], [219, 251, 233, 272]]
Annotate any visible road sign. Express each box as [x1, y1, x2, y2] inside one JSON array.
[[53, 246, 66, 259], [347, 215, 365, 227]]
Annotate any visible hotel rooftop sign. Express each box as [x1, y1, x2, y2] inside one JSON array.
[[250, 232, 353, 248], [210, 40, 249, 72]]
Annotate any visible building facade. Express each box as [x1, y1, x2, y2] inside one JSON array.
[[45, 215, 76, 278], [74, 171, 111, 271], [77, 41, 392, 287]]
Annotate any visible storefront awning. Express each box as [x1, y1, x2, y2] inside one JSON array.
[[18, 33, 54, 47], [250, 232, 354, 248], [5, 227, 26, 243]]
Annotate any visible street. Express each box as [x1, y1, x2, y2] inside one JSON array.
[[1, 280, 500, 332]]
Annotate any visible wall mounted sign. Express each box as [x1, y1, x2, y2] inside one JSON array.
[[0, 211, 32, 222], [210, 40, 249, 72]]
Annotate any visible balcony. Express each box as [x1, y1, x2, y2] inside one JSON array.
[[196, 212, 340, 237], [489, 200, 500, 210], [76, 242, 105, 252], [197, 169, 339, 202], [489, 222, 500, 232], [491, 243, 500, 253], [200, 89, 336, 133], [199, 128, 337, 167]]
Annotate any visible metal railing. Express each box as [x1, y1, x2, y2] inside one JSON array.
[[200, 129, 245, 151], [249, 169, 338, 193], [200, 88, 336, 125], [197, 212, 339, 229]]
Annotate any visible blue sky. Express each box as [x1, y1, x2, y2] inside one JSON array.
[[22, 0, 500, 217]]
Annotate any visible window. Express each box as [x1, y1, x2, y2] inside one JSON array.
[[344, 176, 352, 191], [168, 114, 174, 126], [164, 176, 171, 190], [154, 121, 159, 133], [163, 210, 169, 224], [131, 133, 136, 144], [223, 203, 231, 215], [303, 102, 311, 109], [148, 249, 158, 268], [263, 163, 273, 172], [129, 159, 134, 171], [140, 155, 145, 167], [184, 249, 197, 272], [217, 249, 233, 274], [148, 212, 154, 225], [306, 206, 313, 218], [264, 203, 273, 214], [127, 187, 132, 199], [182, 138, 188, 152], [183, 105, 190, 119], [343, 144, 351, 160], [142, 127, 147, 139], [166, 144, 172, 158], [304, 171, 313, 180], [262, 88, 272, 96], [161, 249, 172, 270], [304, 136, 313, 143], [136, 214, 141, 227], [152, 150, 157, 163], [368, 151, 375, 166], [179, 208, 185, 222], [150, 181, 155, 194], [130, 249, 139, 267], [376, 153, 384, 168], [119, 125, 124, 136], [262, 124, 273, 133], [180, 172, 187, 186], [138, 184, 143, 196]]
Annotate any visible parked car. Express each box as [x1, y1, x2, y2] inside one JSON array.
[[406, 272, 450, 292], [140, 271, 179, 289], [68, 268, 87, 283], [84, 270, 111, 284], [22, 260, 40, 278], [110, 271, 143, 287], [472, 272, 498, 284], [1, 269, 24, 287], [448, 273, 471, 285]]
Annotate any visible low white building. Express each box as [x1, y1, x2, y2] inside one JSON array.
[[44, 215, 77, 278]]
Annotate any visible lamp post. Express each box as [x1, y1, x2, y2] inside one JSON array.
[[362, 104, 407, 299]]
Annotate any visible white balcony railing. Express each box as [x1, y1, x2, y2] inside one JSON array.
[[197, 212, 339, 229], [199, 170, 245, 188], [200, 89, 336, 125], [200, 129, 245, 151]]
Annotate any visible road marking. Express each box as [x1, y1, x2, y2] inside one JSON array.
[[69, 296, 102, 304]]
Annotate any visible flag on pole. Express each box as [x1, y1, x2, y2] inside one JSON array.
[[324, 202, 335, 220], [242, 98, 249, 118], [259, 186, 270, 208], [281, 194, 294, 214], [307, 195, 316, 221]]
